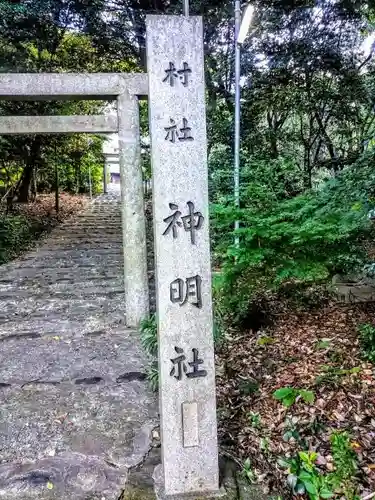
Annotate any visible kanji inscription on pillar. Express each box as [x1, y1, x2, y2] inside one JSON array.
[[146, 14, 219, 499]]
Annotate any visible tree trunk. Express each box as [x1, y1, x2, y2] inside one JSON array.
[[18, 138, 41, 203], [303, 150, 312, 189], [75, 163, 80, 194], [314, 111, 337, 160], [18, 163, 34, 203], [267, 111, 279, 159], [6, 194, 14, 214], [31, 165, 37, 202]]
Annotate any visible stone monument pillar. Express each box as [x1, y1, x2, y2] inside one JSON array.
[[146, 15, 219, 498]]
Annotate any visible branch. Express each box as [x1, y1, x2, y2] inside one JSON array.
[[361, 493, 375, 500], [314, 111, 337, 160], [358, 38, 375, 72]]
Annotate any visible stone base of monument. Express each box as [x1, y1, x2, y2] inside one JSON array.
[[152, 461, 273, 500], [153, 464, 225, 499]]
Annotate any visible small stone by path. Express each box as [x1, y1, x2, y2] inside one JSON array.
[[0, 187, 159, 500]]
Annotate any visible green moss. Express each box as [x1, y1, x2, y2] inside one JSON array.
[[119, 486, 155, 500]]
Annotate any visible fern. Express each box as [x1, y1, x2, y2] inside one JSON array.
[[139, 315, 157, 357]]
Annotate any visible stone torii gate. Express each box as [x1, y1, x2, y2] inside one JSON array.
[[0, 14, 220, 498], [0, 73, 149, 328]]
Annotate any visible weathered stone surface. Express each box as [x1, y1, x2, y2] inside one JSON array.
[[0, 188, 159, 499], [147, 14, 219, 497], [0, 297, 124, 324], [0, 115, 118, 135], [118, 94, 149, 328], [152, 460, 273, 500], [0, 73, 148, 100], [0, 330, 145, 383], [0, 383, 155, 464], [120, 445, 161, 499], [331, 273, 375, 303], [0, 453, 129, 500]]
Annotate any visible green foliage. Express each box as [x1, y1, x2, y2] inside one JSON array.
[[315, 339, 332, 350], [239, 379, 260, 396], [279, 432, 360, 499], [330, 431, 359, 495], [273, 387, 315, 408], [145, 362, 159, 393], [357, 323, 375, 363], [314, 365, 361, 388], [241, 458, 256, 483], [280, 451, 334, 499], [247, 412, 262, 429], [139, 316, 158, 392], [257, 336, 275, 346], [0, 215, 32, 264], [212, 274, 227, 346], [260, 437, 270, 453], [139, 315, 157, 358], [214, 152, 375, 324], [210, 154, 303, 265], [283, 416, 304, 444]]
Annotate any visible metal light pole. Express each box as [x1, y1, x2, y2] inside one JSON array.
[[234, 0, 241, 247], [234, 2, 255, 247], [183, 0, 189, 16]]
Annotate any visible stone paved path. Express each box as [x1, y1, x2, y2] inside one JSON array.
[[0, 188, 159, 500]]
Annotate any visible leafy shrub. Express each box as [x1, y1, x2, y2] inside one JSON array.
[[330, 431, 358, 494], [357, 323, 375, 363], [280, 432, 359, 499], [139, 315, 158, 391], [146, 362, 159, 393], [241, 457, 256, 483], [273, 387, 315, 407], [0, 214, 32, 264], [139, 315, 157, 358], [280, 451, 334, 499], [213, 152, 375, 323], [314, 365, 361, 388]]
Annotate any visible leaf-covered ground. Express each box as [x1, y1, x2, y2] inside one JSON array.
[[216, 302, 375, 498], [0, 193, 89, 262], [12, 192, 88, 223]]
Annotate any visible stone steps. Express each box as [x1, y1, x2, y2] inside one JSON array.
[[0, 187, 158, 499], [48, 236, 122, 241], [0, 329, 143, 384], [0, 276, 123, 286], [39, 246, 122, 252], [0, 316, 125, 334], [0, 296, 125, 320], [0, 288, 124, 301], [16, 257, 123, 267], [0, 271, 121, 283]]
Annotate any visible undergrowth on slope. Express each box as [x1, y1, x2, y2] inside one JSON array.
[[0, 214, 32, 263], [217, 302, 375, 498], [0, 194, 87, 264]]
